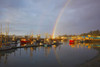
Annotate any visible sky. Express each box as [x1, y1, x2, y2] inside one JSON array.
[[0, 0, 100, 36]]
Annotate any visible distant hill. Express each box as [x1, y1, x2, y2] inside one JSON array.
[[80, 30, 100, 36]]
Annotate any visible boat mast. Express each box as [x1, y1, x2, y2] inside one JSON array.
[[7, 23, 9, 43], [5, 24, 7, 45], [8, 23, 9, 36], [0, 24, 2, 46], [5, 23, 9, 44]]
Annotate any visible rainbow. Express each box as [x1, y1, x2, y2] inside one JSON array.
[[52, 0, 71, 38]]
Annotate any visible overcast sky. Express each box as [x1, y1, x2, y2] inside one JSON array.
[[0, 0, 100, 35]]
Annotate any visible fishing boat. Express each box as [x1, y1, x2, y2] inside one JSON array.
[[69, 39, 75, 44], [0, 45, 12, 51], [20, 38, 30, 44], [0, 24, 16, 51]]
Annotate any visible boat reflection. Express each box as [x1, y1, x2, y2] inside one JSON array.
[[0, 41, 100, 67], [0, 49, 17, 64], [0, 43, 62, 64], [69, 43, 100, 49]]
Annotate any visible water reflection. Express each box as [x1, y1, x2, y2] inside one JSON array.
[[52, 45, 62, 66], [0, 41, 100, 67], [0, 49, 16, 64], [69, 43, 100, 49]]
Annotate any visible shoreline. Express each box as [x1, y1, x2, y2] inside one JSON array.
[[80, 48, 100, 67]]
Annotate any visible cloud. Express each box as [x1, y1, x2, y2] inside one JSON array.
[[0, 0, 100, 35], [55, 0, 100, 35], [0, 0, 27, 9]]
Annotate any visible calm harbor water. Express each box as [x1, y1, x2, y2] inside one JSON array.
[[0, 41, 100, 67]]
